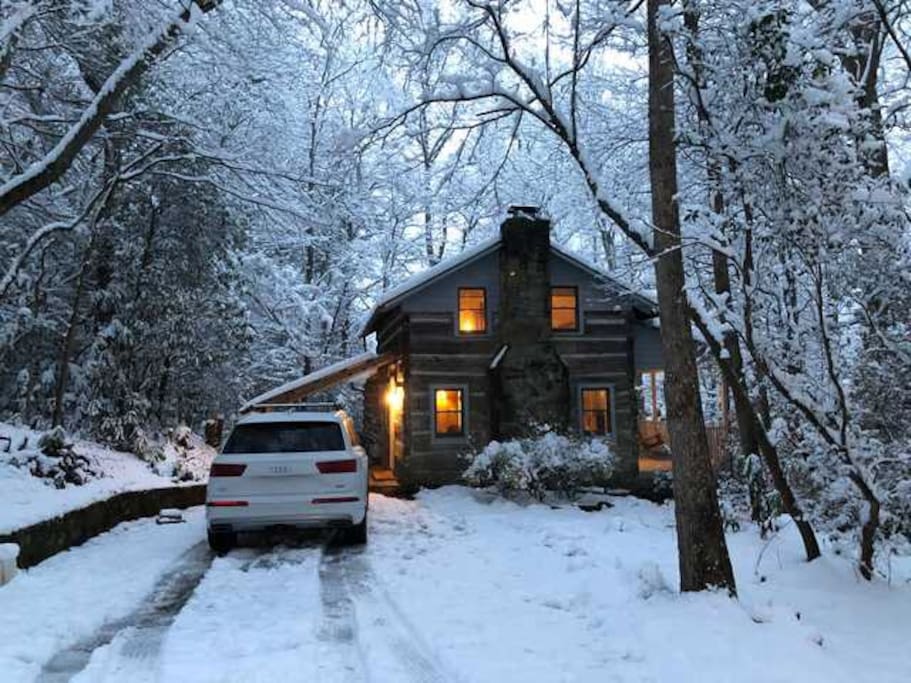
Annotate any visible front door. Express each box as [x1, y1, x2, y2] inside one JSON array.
[[386, 377, 404, 470]]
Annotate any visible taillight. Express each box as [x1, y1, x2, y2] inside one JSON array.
[[207, 500, 248, 507], [316, 459, 357, 474], [210, 463, 247, 477]]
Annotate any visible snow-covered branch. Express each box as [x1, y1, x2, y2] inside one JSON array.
[[0, 2, 207, 219]]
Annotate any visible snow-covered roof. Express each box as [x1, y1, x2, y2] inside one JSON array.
[[362, 236, 657, 335], [240, 351, 393, 412], [371, 236, 500, 314], [548, 242, 657, 312]]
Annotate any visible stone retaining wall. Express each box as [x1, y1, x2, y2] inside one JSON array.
[[0, 485, 206, 569]]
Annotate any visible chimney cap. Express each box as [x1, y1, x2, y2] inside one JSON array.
[[506, 204, 541, 218]]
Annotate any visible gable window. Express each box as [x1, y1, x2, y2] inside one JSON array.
[[458, 288, 487, 334], [581, 387, 612, 435], [434, 388, 465, 436], [551, 287, 579, 331]]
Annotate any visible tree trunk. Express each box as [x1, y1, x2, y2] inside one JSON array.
[[52, 245, 93, 428], [647, 0, 736, 595], [708, 199, 759, 460], [681, 3, 760, 463], [691, 314, 822, 561], [833, 3, 890, 178]]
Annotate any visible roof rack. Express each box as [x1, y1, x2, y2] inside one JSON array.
[[247, 402, 343, 413]]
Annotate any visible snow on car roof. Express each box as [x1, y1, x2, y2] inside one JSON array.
[[235, 411, 345, 425]]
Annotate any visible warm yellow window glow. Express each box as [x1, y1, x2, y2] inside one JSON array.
[[551, 287, 578, 331], [458, 288, 486, 334], [434, 388, 464, 436], [385, 384, 404, 411], [582, 388, 611, 435]]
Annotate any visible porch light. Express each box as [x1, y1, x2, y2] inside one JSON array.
[[386, 384, 404, 411]]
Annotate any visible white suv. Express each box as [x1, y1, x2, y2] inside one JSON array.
[[205, 409, 368, 551]]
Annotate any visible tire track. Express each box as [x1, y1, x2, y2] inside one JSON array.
[[320, 541, 453, 683], [38, 541, 214, 682], [318, 548, 369, 682]]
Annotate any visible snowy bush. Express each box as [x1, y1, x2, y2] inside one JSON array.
[[131, 425, 215, 482], [132, 427, 166, 467], [7, 427, 102, 489], [651, 470, 674, 499], [462, 431, 615, 501], [164, 425, 216, 482]]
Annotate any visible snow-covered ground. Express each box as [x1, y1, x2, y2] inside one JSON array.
[[0, 423, 210, 534], [1, 488, 909, 682], [0, 509, 206, 681]]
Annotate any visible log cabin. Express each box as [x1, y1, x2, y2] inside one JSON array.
[[242, 206, 672, 490]]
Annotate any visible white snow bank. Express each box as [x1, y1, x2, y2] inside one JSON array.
[[0, 422, 209, 534], [0, 543, 19, 585], [16, 487, 908, 682], [0, 509, 204, 682], [363, 487, 911, 683]]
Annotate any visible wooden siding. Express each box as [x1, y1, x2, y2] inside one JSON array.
[[555, 311, 640, 478], [397, 315, 494, 487], [400, 251, 502, 333], [373, 242, 661, 488], [549, 253, 629, 311], [634, 322, 664, 370], [398, 251, 639, 335]]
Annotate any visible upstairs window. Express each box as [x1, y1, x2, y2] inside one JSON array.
[[458, 288, 487, 334], [434, 388, 464, 436], [551, 287, 579, 331], [581, 387, 612, 436]]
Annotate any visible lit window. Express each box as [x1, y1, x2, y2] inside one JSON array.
[[458, 288, 486, 334], [434, 388, 464, 436], [551, 287, 578, 331], [640, 370, 665, 421], [581, 388, 612, 435]]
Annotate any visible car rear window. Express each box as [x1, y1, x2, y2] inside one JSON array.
[[223, 422, 345, 454]]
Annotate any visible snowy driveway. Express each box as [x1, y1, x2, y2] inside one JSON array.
[[2, 488, 910, 682]]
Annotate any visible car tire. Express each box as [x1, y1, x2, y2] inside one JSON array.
[[343, 511, 368, 546], [207, 530, 236, 554]]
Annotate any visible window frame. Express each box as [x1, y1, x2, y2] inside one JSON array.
[[550, 285, 580, 333], [222, 421, 346, 454], [577, 384, 615, 437], [430, 384, 469, 440], [638, 369, 665, 423], [457, 287, 488, 336]]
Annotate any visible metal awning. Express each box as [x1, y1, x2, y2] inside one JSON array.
[[240, 351, 397, 413]]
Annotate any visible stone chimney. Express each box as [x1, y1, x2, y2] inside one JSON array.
[[492, 207, 570, 438]]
